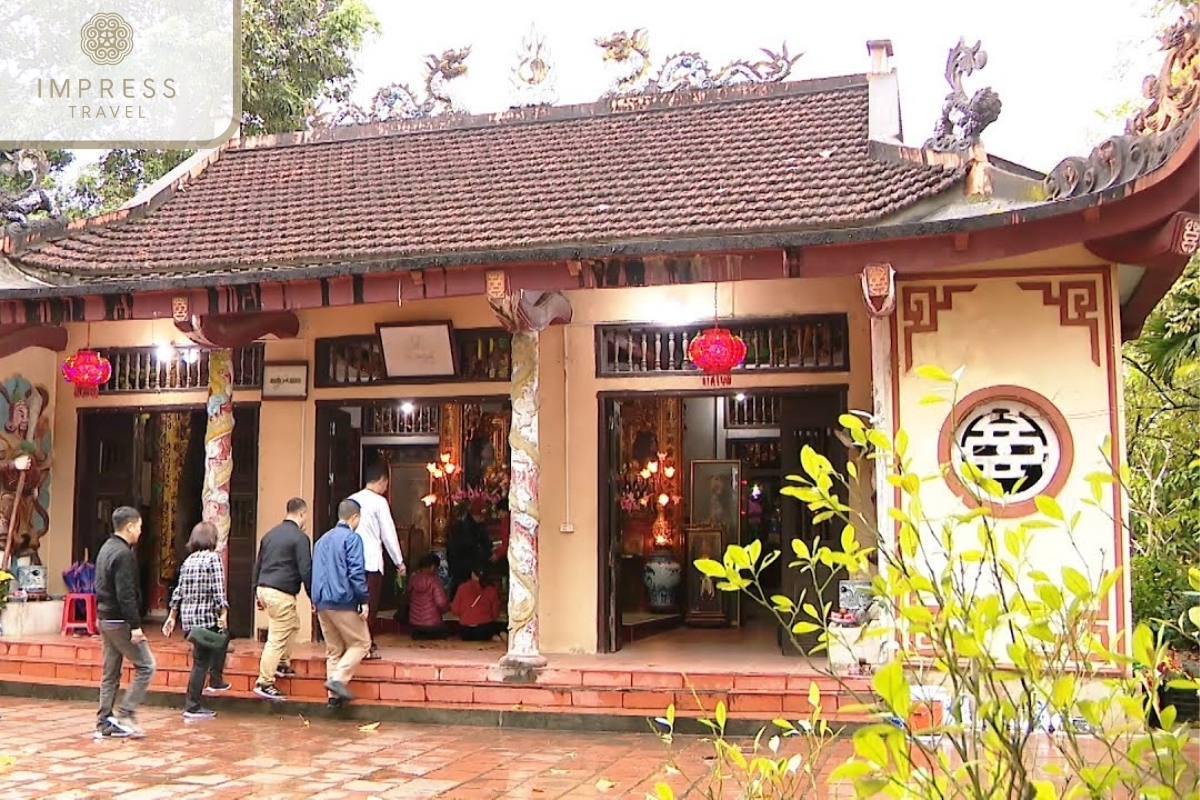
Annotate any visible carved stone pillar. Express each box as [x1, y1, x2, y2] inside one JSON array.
[[202, 348, 235, 572], [861, 265, 897, 571], [504, 330, 544, 667], [486, 272, 573, 670]]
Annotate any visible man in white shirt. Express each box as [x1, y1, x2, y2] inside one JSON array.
[[348, 463, 405, 660]]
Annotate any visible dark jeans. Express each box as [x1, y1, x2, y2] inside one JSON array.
[[366, 571, 383, 643], [411, 625, 449, 641], [185, 628, 229, 712], [97, 621, 156, 726], [460, 621, 506, 641]]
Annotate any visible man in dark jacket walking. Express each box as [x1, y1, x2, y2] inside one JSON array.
[[312, 498, 369, 709], [251, 498, 312, 701], [94, 506, 156, 739]]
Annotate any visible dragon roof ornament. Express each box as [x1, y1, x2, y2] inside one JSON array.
[[313, 46, 473, 127], [1044, 5, 1198, 201], [924, 38, 1003, 153], [0, 150, 56, 233], [510, 24, 558, 108], [595, 29, 801, 98]]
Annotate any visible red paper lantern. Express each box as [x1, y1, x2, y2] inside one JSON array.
[[688, 327, 747, 374], [61, 349, 112, 397]]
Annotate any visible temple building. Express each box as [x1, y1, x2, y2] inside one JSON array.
[[0, 15, 1196, 716]]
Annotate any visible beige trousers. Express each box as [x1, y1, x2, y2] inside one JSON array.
[[257, 586, 300, 687], [316, 609, 371, 690]]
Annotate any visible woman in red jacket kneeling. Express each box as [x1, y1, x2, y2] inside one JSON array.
[[451, 564, 506, 642], [407, 553, 450, 640]]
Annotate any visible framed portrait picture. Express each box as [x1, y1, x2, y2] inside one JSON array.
[[684, 524, 738, 626], [261, 361, 309, 400], [689, 459, 741, 534], [376, 322, 457, 378]]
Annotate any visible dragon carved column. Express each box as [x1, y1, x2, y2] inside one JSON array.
[[202, 348, 235, 576], [486, 274, 573, 669]]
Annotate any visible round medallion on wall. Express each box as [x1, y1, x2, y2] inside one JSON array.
[[937, 386, 1074, 518]]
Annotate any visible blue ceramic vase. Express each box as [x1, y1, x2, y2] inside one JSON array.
[[643, 552, 681, 612]]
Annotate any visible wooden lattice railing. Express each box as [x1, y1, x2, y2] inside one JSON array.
[[315, 329, 512, 387], [96, 345, 265, 393], [595, 315, 849, 376]]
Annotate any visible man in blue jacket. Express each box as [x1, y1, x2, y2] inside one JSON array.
[[312, 498, 369, 708]]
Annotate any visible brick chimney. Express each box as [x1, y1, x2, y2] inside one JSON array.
[[865, 39, 903, 143]]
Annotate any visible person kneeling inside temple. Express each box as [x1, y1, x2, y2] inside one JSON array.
[[407, 553, 450, 640], [451, 564, 506, 642]]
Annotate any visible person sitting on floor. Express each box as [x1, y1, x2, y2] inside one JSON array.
[[451, 564, 506, 642], [407, 553, 450, 640]]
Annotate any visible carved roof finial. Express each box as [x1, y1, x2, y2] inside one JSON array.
[[1127, 4, 1199, 137], [595, 28, 801, 99], [925, 37, 1002, 153], [510, 24, 558, 108]]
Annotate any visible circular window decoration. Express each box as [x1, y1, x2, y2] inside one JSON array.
[[937, 386, 1074, 518]]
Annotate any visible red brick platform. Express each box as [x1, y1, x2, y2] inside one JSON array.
[[0, 628, 876, 729]]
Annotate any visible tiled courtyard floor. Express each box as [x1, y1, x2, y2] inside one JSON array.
[[0, 696, 821, 800]]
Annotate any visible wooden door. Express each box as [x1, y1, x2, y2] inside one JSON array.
[[778, 390, 847, 656], [314, 407, 361, 537], [600, 398, 624, 652], [225, 406, 260, 639], [74, 412, 138, 563]]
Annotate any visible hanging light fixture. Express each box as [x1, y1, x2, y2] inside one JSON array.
[[62, 325, 112, 397], [688, 283, 746, 382]]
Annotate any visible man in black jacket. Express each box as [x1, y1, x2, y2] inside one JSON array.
[[94, 506, 156, 739], [251, 498, 312, 701]]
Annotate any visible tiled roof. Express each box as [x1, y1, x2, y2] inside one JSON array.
[[11, 77, 964, 281]]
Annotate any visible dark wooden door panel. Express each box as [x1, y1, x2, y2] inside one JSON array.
[[226, 406, 260, 639], [779, 391, 847, 656]]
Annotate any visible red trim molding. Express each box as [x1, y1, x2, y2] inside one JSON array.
[[1017, 280, 1102, 367], [900, 284, 977, 372], [937, 385, 1076, 519]]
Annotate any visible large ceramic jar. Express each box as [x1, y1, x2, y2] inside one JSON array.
[[643, 551, 681, 612]]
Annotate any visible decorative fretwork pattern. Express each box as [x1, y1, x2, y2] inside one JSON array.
[[725, 395, 781, 428], [596, 316, 848, 376], [315, 330, 513, 387], [363, 403, 441, 436], [96, 345, 264, 393]]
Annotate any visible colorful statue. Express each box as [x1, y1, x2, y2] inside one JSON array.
[[0, 377, 53, 564]]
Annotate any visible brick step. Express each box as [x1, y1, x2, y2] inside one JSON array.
[[0, 670, 875, 723], [0, 640, 878, 723]]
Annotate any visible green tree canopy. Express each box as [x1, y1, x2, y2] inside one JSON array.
[[67, 0, 379, 216]]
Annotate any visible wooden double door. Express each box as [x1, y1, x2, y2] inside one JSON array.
[[74, 406, 261, 638]]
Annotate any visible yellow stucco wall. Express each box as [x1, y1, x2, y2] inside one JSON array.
[[893, 266, 1129, 648]]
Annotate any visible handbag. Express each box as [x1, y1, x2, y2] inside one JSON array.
[[186, 626, 229, 649]]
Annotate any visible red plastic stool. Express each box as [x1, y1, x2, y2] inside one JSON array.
[[62, 593, 97, 636]]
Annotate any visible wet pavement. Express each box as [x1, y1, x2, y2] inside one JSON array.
[[0, 696, 802, 799]]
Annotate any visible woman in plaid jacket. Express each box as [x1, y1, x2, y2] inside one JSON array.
[[163, 522, 231, 719]]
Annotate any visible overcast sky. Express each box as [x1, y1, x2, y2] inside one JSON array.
[[351, 0, 1168, 172]]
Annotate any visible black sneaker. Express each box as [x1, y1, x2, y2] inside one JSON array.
[[254, 683, 287, 701], [93, 722, 130, 740], [324, 679, 353, 701], [204, 682, 232, 694], [182, 707, 217, 720], [107, 714, 145, 739], [326, 696, 344, 710], [275, 664, 296, 678]]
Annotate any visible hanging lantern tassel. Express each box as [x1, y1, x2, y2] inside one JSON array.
[[688, 326, 747, 387], [62, 349, 113, 398]]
